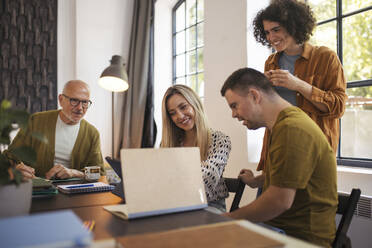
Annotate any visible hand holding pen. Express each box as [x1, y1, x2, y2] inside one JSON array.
[[15, 162, 35, 179]]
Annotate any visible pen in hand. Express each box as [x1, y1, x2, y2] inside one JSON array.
[[16, 162, 36, 179]]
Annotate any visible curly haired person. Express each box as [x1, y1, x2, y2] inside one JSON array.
[[253, 0, 347, 172]]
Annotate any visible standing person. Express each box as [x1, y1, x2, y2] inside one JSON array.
[[221, 68, 337, 248], [6, 80, 104, 179], [161, 85, 231, 212], [253, 0, 346, 172]]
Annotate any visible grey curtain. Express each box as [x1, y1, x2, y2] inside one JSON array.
[[113, 0, 156, 158]]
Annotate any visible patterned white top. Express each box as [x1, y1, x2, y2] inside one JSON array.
[[201, 130, 231, 202]]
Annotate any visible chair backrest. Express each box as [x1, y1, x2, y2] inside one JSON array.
[[224, 177, 245, 212], [332, 188, 361, 248]]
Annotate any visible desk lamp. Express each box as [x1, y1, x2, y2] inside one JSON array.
[[98, 55, 129, 156]]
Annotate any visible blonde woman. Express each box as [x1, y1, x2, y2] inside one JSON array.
[[161, 85, 231, 211]]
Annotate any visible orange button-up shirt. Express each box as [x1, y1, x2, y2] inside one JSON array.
[[257, 43, 347, 171]]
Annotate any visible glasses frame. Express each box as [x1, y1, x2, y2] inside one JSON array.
[[62, 94, 92, 108]]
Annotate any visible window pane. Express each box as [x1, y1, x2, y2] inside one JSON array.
[[197, 0, 204, 22], [341, 86, 372, 159], [175, 76, 186, 84], [343, 11, 372, 81], [186, 50, 196, 74], [197, 73, 204, 97], [343, 0, 372, 15], [175, 31, 185, 55], [186, 26, 196, 50], [186, 74, 197, 89], [197, 48, 203, 72], [197, 23, 204, 47], [175, 2, 185, 32], [186, 0, 196, 28], [310, 21, 337, 53], [176, 54, 185, 77], [307, 0, 336, 22]]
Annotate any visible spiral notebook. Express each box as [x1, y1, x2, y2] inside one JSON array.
[[57, 182, 114, 194]]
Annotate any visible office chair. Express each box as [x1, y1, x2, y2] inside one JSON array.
[[332, 188, 361, 248], [224, 177, 245, 212]]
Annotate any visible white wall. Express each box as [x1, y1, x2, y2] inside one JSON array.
[[154, 0, 179, 147], [203, 0, 254, 206], [58, 0, 133, 158], [246, 0, 270, 163]]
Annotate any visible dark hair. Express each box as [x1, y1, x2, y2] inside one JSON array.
[[220, 68, 275, 96], [253, 0, 316, 47]]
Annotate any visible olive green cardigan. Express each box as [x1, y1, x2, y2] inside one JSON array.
[[6, 110, 104, 177]]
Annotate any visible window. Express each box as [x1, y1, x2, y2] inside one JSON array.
[[308, 0, 372, 167], [172, 0, 204, 97]]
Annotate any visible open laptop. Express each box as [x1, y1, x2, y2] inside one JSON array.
[[105, 156, 125, 199], [104, 147, 208, 220]]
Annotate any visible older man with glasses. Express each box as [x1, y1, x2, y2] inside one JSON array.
[[6, 80, 104, 179]]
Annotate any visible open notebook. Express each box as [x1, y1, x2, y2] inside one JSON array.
[[104, 147, 208, 220]]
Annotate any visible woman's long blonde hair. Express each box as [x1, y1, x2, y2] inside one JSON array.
[[161, 85, 211, 161]]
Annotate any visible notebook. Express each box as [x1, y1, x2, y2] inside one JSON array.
[[0, 210, 92, 248], [105, 156, 125, 199], [32, 177, 58, 198], [57, 182, 115, 194], [104, 147, 208, 220], [32, 177, 53, 189]]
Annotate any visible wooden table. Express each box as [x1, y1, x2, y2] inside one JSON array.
[[31, 190, 230, 240], [31, 191, 123, 212], [30, 183, 319, 247], [73, 205, 229, 240]]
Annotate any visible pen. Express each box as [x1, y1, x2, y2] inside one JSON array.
[[83, 220, 95, 231], [66, 184, 94, 189]]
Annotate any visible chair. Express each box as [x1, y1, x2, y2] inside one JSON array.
[[332, 188, 361, 248], [224, 177, 245, 212]]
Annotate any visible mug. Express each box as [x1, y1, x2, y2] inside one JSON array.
[[84, 166, 101, 181]]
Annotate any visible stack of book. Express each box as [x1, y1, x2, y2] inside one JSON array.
[[32, 177, 58, 197]]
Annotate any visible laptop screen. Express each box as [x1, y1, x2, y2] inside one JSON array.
[[105, 156, 122, 179]]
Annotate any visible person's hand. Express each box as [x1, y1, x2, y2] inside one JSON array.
[[222, 212, 232, 218], [265, 69, 305, 91], [238, 169, 258, 188], [15, 162, 35, 179], [45, 164, 84, 179], [222, 211, 240, 219]]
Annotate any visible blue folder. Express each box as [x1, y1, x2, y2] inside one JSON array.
[[0, 210, 92, 248]]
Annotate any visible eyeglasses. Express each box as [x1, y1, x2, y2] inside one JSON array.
[[62, 94, 92, 108]]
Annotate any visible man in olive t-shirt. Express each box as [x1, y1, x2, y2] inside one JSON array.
[[220, 68, 337, 248]]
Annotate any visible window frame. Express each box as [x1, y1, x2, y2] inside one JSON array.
[[172, 0, 204, 97], [312, 1, 372, 168]]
